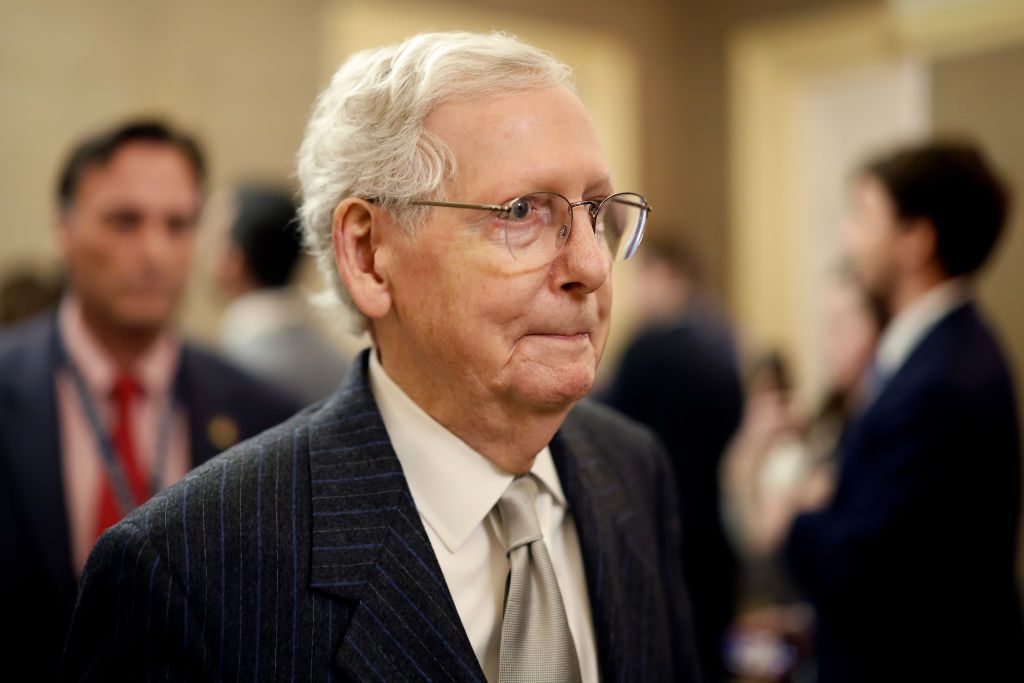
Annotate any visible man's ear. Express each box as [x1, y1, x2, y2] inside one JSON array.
[[332, 198, 392, 320], [900, 218, 939, 273]]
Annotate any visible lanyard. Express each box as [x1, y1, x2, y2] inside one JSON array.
[[56, 334, 176, 517]]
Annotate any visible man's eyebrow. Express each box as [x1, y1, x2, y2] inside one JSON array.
[[101, 207, 143, 219], [488, 172, 614, 200], [583, 175, 615, 197]]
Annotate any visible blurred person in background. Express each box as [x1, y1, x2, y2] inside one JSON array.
[[603, 233, 744, 682], [745, 140, 1022, 682], [721, 271, 883, 682], [724, 270, 883, 564], [215, 184, 351, 405], [0, 120, 302, 676]]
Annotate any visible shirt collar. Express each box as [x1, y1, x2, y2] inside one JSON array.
[[368, 348, 566, 554], [58, 294, 181, 398], [876, 277, 970, 379]]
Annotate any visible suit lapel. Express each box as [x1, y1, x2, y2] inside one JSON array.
[[550, 407, 657, 681], [305, 353, 485, 681], [4, 317, 74, 598]]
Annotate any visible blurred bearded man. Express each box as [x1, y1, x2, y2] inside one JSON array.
[[777, 141, 1023, 682]]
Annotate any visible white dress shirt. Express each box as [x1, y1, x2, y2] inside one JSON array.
[[875, 277, 970, 381], [368, 350, 599, 682]]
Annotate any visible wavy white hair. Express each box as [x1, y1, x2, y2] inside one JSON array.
[[296, 31, 573, 333]]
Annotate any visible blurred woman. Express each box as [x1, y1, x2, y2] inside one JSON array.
[[720, 271, 883, 681]]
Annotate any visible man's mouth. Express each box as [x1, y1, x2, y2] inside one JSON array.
[[524, 330, 590, 344]]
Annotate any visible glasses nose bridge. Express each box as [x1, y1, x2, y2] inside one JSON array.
[[567, 199, 601, 231]]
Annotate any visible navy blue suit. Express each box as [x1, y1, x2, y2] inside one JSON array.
[[0, 313, 302, 679], [62, 350, 701, 680], [784, 302, 1024, 681]]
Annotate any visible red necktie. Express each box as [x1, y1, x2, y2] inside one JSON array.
[[92, 375, 149, 543]]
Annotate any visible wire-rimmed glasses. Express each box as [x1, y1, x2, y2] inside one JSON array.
[[403, 191, 650, 268]]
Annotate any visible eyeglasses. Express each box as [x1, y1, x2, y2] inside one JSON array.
[[403, 191, 650, 268]]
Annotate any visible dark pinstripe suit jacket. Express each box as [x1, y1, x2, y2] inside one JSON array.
[[63, 351, 700, 681]]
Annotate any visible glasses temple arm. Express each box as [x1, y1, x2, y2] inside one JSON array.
[[408, 199, 508, 212]]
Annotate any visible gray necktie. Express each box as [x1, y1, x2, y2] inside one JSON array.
[[497, 475, 582, 683]]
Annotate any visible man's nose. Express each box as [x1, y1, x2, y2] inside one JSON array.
[[138, 220, 175, 265], [553, 204, 610, 293]]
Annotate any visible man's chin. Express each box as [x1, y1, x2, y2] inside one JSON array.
[[511, 366, 596, 413], [110, 306, 176, 337]]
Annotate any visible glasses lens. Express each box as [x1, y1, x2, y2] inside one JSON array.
[[502, 193, 571, 267], [597, 193, 649, 260]]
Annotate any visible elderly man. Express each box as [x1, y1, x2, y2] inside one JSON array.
[[63, 33, 699, 681]]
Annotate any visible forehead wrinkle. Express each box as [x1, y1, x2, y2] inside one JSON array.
[[430, 85, 609, 201], [484, 164, 613, 203]]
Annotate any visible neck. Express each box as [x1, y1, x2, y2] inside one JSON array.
[[888, 269, 948, 318], [375, 348, 569, 475], [79, 305, 162, 371], [444, 403, 568, 475]]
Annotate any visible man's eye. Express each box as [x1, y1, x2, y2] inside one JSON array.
[[508, 199, 532, 221], [166, 215, 196, 234], [106, 212, 142, 231]]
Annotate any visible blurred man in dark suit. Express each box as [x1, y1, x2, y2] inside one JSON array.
[[63, 33, 700, 681], [0, 121, 301, 677], [771, 140, 1022, 681], [604, 234, 743, 682]]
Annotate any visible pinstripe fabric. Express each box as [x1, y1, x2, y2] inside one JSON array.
[[62, 350, 700, 681]]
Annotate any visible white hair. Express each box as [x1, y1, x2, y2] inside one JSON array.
[[296, 31, 574, 333]]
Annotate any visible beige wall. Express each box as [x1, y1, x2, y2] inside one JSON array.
[[933, 43, 1024, 424], [727, 2, 956, 405], [0, 0, 321, 338]]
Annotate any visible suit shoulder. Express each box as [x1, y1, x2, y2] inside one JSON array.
[[185, 404, 314, 485], [564, 399, 669, 474], [568, 398, 657, 438], [0, 314, 52, 368], [121, 405, 315, 535], [0, 315, 55, 405], [905, 304, 1013, 399], [181, 341, 304, 411]]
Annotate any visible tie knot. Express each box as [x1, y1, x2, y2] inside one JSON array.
[[498, 475, 542, 554], [112, 374, 142, 402]]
